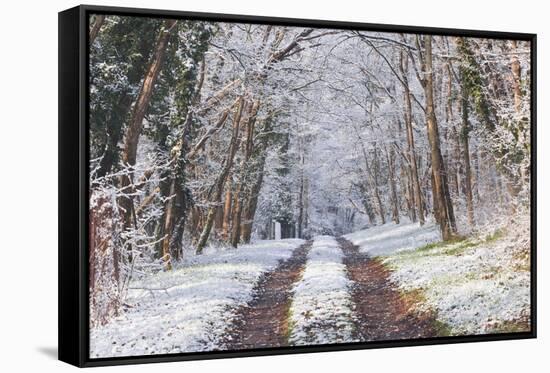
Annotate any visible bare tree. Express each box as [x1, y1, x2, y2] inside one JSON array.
[[421, 35, 456, 240]]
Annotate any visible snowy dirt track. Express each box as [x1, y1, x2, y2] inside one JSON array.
[[90, 222, 530, 357], [288, 236, 357, 345]]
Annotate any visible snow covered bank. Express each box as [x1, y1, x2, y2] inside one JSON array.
[[288, 236, 357, 345], [344, 221, 441, 256], [345, 222, 529, 335], [382, 234, 531, 335], [90, 239, 304, 358]]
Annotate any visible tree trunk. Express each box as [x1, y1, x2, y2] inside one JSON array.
[[372, 146, 386, 224], [303, 177, 309, 233], [297, 137, 306, 238], [230, 99, 259, 248], [386, 145, 400, 224], [240, 115, 273, 243], [358, 139, 384, 225], [359, 183, 376, 225], [422, 35, 456, 240], [89, 14, 105, 45], [471, 145, 481, 202], [158, 58, 208, 269], [452, 126, 461, 197], [96, 94, 133, 178], [509, 40, 530, 188], [196, 97, 244, 254], [214, 205, 224, 232], [121, 20, 177, 168], [160, 182, 178, 269], [221, 188, 233, 240], [445, 63, 460, 198], [229, 187, 243, 248], [401, 163, 414, 221], [460, 70, 475, 227], [510, 40, 523, 113], [241, 151, 267, 243], [297, 172, 305, 238], [399, 51, 425, 225], [119, 20, 177, 237]]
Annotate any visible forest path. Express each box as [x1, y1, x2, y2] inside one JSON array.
[[222, 240, 313, 350], [222, 235, 437, 350], [338, 237, 438, 340]]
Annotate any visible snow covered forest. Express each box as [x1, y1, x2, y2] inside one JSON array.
[[88, 14, 532, 357]]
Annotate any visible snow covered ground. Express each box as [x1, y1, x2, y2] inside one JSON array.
[[90, 222, 530, 358], [89, 239, 304, 358], [288, 236, 357, 345], [381, 233, 531, 335], [346, 221, 529, 335], [344, 221, 441, 256]]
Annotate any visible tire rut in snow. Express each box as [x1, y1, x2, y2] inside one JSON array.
[[338, 237, 438, 341], [221, 240, 313, 350]]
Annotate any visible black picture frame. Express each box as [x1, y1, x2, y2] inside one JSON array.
[[59, 4, 537, 367]]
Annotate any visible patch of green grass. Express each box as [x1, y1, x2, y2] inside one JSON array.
[[491, 319, 531, 334], [390, 229, 508, 263], [398, 288, 455, 337], [514, 262, 531, 272], [485, 228, 506, 243], [432, 229, 508, 255], [401, 288, 428, 305], [411, 228, 507, 257], [389, 240, 449, 259], [284, 301, 296, 343], [434, 319, 454, 337], [418, 236, 465, 251], [416, 241, 445, 252], [442, 240, 479, 256], [409, 237, 479, 258]]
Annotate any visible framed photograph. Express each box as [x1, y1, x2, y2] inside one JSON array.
[[59, 5, 536, 367]]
